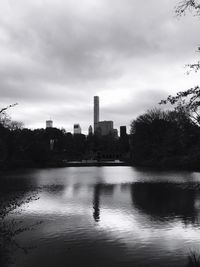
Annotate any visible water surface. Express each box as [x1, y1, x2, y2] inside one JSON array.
[[2, 166, 200, 267]]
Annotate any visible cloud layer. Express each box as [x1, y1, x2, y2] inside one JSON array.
[[0, 0, 200, 132]]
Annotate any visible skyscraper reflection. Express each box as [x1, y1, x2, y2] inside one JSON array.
[[92, 184, 115, 222]]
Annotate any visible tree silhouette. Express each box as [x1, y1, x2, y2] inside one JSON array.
[[176, 0, 200, 72], [0, 103, 18, 115], [160, 1, 200, 125], [160, 87, 200, 126], [130, 108, 200, 168]]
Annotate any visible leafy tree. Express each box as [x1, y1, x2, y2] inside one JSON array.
[[130, 108, 199, 167], [130, 109, 171, 164]]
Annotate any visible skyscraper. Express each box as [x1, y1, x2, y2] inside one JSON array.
[[94, 96, 99, 132]]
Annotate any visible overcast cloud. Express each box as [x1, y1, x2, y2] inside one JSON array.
[[0, 0, 200, 133]]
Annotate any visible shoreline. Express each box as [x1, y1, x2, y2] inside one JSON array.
[[0, 160, 131, 171], [1, 159, 200, 172]]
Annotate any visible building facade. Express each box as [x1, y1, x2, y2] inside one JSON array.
[[46, 120, 53, 128], [97, 121, 113, 136], [74, 124, 81, 134]]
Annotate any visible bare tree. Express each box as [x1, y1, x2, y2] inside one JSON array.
[[0, 103, 18, 115], [160, 1, 200, 117], [160, 86, 200, 126], [176, 0, 200, 15], [0, 103, 23, 130], [176, 0, 200, 72]]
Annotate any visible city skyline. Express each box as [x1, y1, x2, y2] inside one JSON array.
[[1, 0, 200, 132], [44, 96, 123, 135]]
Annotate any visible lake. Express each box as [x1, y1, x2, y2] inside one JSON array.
[[2, 166, 200, 267]]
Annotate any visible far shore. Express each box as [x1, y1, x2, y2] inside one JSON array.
[[1, 159, 200, 173], [0, 159, 131, 171]]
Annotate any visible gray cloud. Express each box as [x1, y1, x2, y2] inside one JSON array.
[[0, 0, 200, 132]]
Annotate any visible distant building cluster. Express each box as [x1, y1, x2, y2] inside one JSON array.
[[90, 96, 126, 138], [46, 96, 127, 138]]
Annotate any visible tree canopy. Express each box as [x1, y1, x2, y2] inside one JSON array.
[[130, 108, 200, 169]]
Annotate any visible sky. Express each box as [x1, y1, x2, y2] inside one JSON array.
[[0, 0, 200, 134]]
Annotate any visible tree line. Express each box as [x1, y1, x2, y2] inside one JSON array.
[[1, 0, 200, 170], [2, 97, 200, 170], [0, 109, 130, 169], [130, 106, 200, 169], [130, 0, 200, 170]]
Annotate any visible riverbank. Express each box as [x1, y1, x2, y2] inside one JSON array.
[[1, 157, 200, 172], [0, 159, 131, 171], [47, 160, 130, 167], [132, 155, 200, 172]]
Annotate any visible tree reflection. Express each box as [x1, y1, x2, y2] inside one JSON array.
[[0, 177, 40, 267], [131, 183, 198, 224]]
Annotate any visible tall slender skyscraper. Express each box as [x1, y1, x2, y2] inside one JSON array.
[[94, 96, 99, 132]]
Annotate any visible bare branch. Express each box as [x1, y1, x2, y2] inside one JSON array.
[[160, 86, 200, 126], [176, 0, 200, 16]]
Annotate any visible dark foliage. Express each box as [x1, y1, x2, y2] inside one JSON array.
[[130, 108, 200, 169], [0, 117, 130, 169]]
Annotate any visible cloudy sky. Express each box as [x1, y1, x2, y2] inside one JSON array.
[[1, 0, 200, 133]]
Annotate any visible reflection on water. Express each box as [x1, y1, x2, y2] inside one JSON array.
[[2, 167, 200, 267], [131, 183, 198, 224], [93, 184, 100, 222], [93, 184, 115, 222]]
